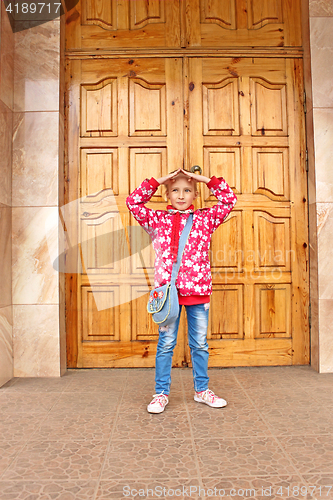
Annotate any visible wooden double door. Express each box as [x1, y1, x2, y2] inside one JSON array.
[[65, 0, 309, 368]]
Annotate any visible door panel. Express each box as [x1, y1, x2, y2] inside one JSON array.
[[66, 0, 181, 50], [185, 0, 301, 47], [66, 57, 185, 367], [186, 57, 308, 366]]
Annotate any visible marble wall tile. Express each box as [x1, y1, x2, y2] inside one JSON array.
[[0, 206, 12, 308], [0, 1, 14, 111], [12, 111, 59, 207], [309, 0, 333, 17], [310, 18, 333, 108], [313, 108, 333, 203], [14, 20, 60, 112], [12, 207, 59, 305], [309, 202, 319, 300], [0, 306, 13, 387], [13, 305, 60, 377], [318, 299, 333, 373], [317, 202, 333, 299], [0, 99, 13, 207]]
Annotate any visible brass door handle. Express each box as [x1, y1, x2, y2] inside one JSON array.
[[191, 165, 202, 175]]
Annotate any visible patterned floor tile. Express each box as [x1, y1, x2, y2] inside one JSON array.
[[236, 376, 299, 391], [246, 387, 314, 408], [36, 411, 116, 441], [3, 439, 109, 481], [96, 479, 201, 500], [64, 369, 127, 392], [72, 368, 127, 376], [64, 380, 126, 393], [0, 480, 98, 500], [0, 392, 61, 413], [3, 375, 75, 392], [0, 413, 44, 442], [190, 405, 272, 438], [304, 386, 333, 406], [234, 366, 296, 382], [302, 474, 333, 498], [279, 436, 333, 475], [101, 440, 197, 480], [0, 441, 26, 478], [202, 475, 314, 500], [1, 366, 332, 497], [113, 405, 191, 440], [124, 375, 156, 386], [52, 392, 121, 413], [260, 407, 333, 436], [195, 437, 295, 477], [288, 368, 333, 387], [235, 366, 295, 375]]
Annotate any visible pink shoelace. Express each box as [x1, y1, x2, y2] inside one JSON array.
[[197, 389, 217, 402], [151, 394, 168, 407]]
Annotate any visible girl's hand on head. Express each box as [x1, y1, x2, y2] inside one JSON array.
[[156, 169, 182, 185], [180, 169, 210, 184]]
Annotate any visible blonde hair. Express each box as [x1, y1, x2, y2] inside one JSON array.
[[165, 168, 198, 193]]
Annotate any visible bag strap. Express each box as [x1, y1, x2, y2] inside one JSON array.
[[170, 213, 193, 285]]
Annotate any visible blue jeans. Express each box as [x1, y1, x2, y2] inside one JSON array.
[[155, 303, 210, 394]]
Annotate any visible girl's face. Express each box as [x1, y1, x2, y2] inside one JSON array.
[[166, 175, 198, 210]]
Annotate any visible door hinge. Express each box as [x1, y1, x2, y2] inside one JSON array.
[[309, 302, 311, 329], [305, 149, 309, 172], [303, 91, 307, 114]]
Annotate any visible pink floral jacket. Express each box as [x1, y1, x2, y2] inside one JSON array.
[[126, 176, 237, 297]]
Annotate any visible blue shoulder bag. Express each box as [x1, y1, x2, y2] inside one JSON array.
[[147, 214, 193, 327]]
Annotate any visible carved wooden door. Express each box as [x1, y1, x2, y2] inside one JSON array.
[[65, 0, 308, 368], [66, 57, 187, 367], [185, 57, 308, 366]]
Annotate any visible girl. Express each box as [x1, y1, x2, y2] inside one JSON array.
[[126, 168, 237, 413]]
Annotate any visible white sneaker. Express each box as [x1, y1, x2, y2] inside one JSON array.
[[147, 393, 169, 414], [194, 389, 227, 408]]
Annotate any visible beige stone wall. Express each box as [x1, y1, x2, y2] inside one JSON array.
[[10, 15, 66, 377], [0, 2, 14, 387], [306, 0, 333, 372]]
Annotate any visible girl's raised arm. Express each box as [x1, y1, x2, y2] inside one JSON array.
[[201, 176, 237, 233], [126, 178, 161, 236]]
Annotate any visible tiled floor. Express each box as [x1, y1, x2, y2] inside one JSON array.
[[0, 366, 333, 499]]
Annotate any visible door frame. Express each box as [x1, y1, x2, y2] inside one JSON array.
[[63, 2, 310, 369]]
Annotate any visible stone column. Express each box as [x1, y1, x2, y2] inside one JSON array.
[[11, 14, 65, 376], [304, 0, 333, 372], [0, 1, 14, 387]]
